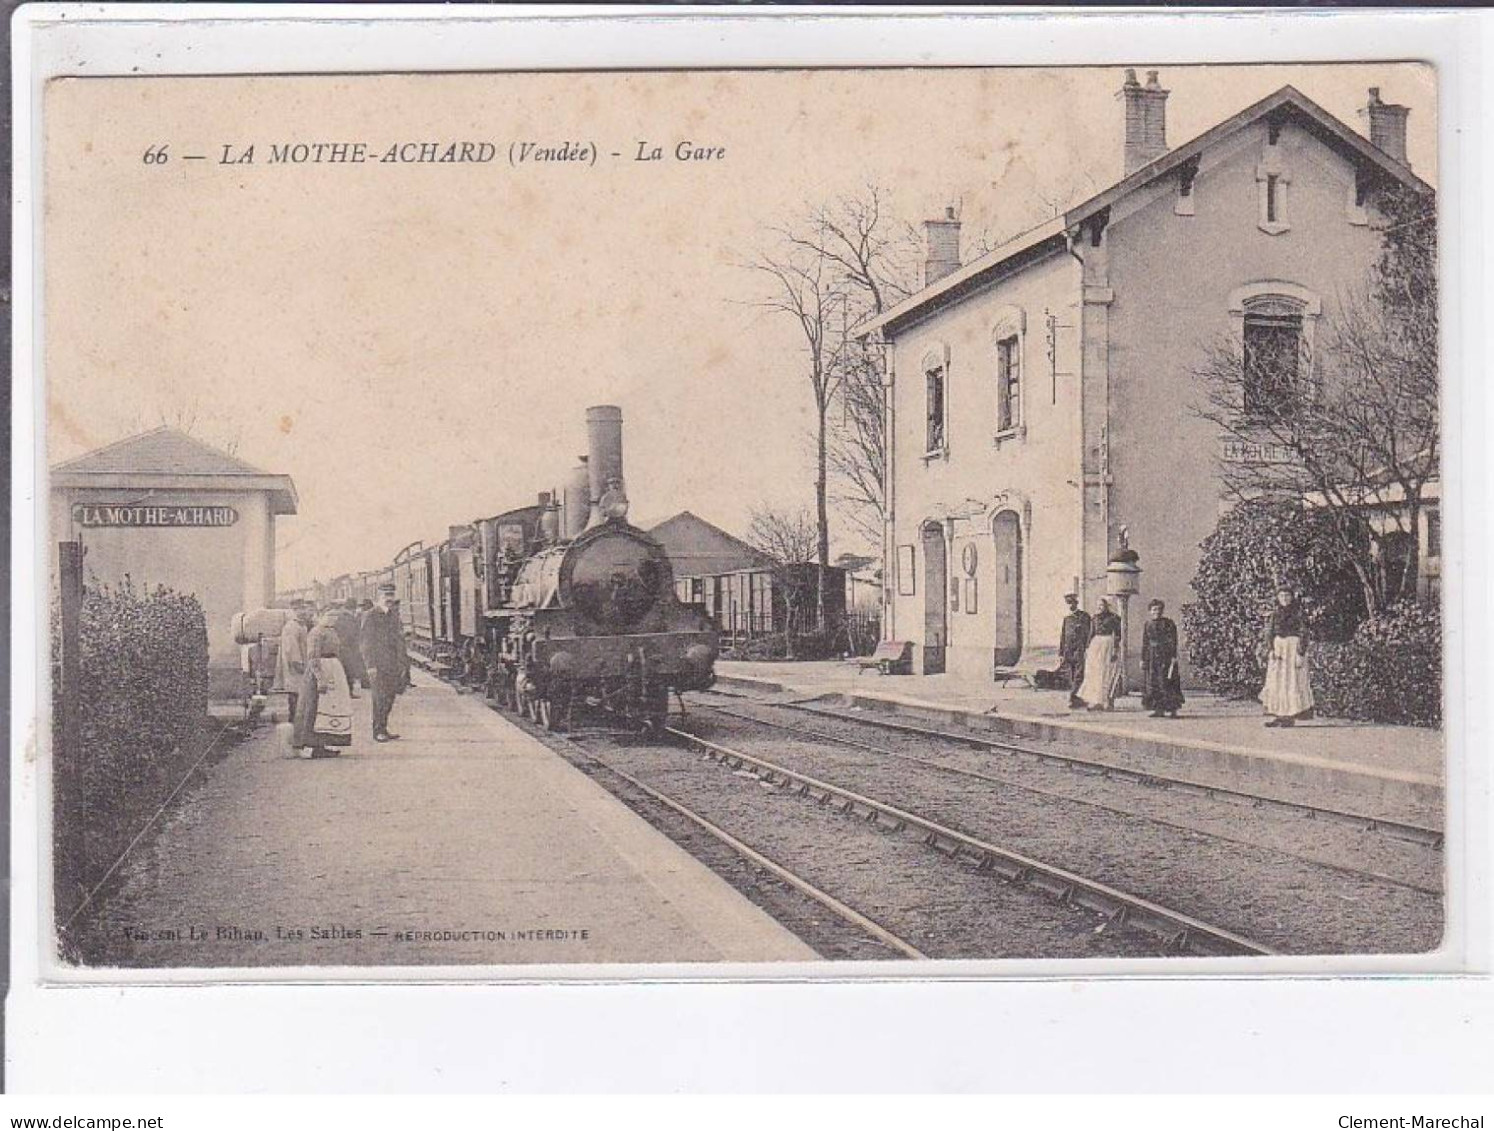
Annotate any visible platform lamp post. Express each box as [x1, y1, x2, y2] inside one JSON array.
[[1106, 528, 1142, 696]]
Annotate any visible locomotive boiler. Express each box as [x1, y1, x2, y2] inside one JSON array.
[[488, 406, 717, 730]]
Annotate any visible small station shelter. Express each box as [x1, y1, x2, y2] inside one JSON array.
[[50, 427, 299, 698]]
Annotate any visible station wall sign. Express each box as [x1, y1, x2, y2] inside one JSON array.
[[72, 503, 240, 528]]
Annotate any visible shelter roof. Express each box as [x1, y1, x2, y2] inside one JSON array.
[[51, 426, 298, 514]]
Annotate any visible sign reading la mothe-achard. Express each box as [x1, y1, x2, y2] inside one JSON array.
[[72, 503, 239, 528]]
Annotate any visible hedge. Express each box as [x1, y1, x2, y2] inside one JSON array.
[[1181, 500, 1366, 697], [53, 577, 210, 904], [1312, 601, 1442, 727]]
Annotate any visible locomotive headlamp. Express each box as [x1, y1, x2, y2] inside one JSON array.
[[685, 644, 716, 670]]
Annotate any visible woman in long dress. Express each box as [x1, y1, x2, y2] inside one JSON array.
[[1141, 598, 1186, 718], [1261, 588, 1315, 727], [1075, 598, 1123, 712], [292, 610, 355, 758]]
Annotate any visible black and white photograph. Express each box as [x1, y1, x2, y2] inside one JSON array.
[[30, 57, 1451, 977]]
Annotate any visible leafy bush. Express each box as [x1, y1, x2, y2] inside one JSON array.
[[1182, 500, 1366, 696], [1313, 601, 1441, 726], [55, 577, 210, 895]]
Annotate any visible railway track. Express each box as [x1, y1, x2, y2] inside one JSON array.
[[494, 694, 1257, 958], [688, 699, 1440, 897], [700, 689, 1443, 849], [657, 721, 1276, 959], [483, 681, 1438, 958], [572, 748, 928, 960]]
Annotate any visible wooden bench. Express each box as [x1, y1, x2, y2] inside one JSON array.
[[991, 667, 1035, 689], [858, 640, 913, 676]]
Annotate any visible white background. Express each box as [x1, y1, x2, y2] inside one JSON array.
[[9, 4, 1493, 1093]]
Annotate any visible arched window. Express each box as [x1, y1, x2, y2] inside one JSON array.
[[1242, 295, 1306, 416], [921, 345, 950, 456], [1228, 282, 1321, 418], [990, 307, 1026, 439]]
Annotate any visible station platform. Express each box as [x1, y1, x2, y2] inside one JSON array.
[[709, 660, 1445, 829], [76, 671, 816, 969]]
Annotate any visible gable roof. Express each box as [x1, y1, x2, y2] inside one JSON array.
[[51, 426, 298, 513], [648, 510, 773, 577], [860, 84, 1433, 340], [54, 426, 268, 476]]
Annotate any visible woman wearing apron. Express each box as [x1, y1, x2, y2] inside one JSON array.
[[292, 610, 355, 758], [1261, 588, 1315, 727]]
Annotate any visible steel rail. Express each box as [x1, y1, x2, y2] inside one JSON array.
[[59, 724, 235, 935], [574, 746, 928, 961], [700, 690, 1443, 850], [665, 723, 1279, 958], [692, 701, 1441, 897]]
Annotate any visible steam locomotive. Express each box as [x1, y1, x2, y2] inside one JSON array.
[[312, 406, 718, 731]]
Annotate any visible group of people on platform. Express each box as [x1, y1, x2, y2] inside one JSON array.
[[1057, 592, 1184, 717], [1054, 586, 1315, 727], [274, 582, 412, 759]]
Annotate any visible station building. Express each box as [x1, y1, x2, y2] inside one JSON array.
[[50, 427, 299, 698], [861, 73, 1432, 683], [649, 510, 849, 641]]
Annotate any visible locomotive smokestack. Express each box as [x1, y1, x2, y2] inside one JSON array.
[[585, 405, 627, 526], [563, 458, 590, 540]]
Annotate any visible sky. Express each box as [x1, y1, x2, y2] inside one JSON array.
[[43, 64, 1436, 587]]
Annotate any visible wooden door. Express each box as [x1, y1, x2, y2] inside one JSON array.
[[922, 524, 947, 674], [991, 511, 1022, 666]]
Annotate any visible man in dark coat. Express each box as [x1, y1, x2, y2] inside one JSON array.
[[331, 598, 367, 695], [1142, 598, 1186, 718], [1058, 592, 1092, 708], [360, 583, 406, 741]]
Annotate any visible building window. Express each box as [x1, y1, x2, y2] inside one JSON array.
[[1241, 297, 1305, 417], [996, 335, 1021, 432], [1426, 510, 1442, 559], [1256, 146, 1292, 235], [925, 363, 946, 453]]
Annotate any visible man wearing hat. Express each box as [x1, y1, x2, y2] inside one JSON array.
[[360, 583, 406, 741], [276, 600, 315, 721], [1057, 592, 1092, 708]]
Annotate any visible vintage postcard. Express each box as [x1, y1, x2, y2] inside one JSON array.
[[33, 59, 1450, 980]]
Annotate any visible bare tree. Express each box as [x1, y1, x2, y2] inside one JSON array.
[[815, 188, 919, 550], [748, 504, 818, 564], [1190, 188, 1438, 613], [130, 399, 244, 456], [743, 221, 847, 628], [747, 504, 818, 658], [966, 168, 1100, 257], [745, 185, 917, 613]]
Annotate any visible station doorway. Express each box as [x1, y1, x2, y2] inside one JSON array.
[[921, 522, 947, 674]]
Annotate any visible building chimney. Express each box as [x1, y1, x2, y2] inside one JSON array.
[[585, 405, 627, 526], [1360, 87, 1410, 168], [1119, 68, 1169, 176], [923, 206, 962, 287]]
